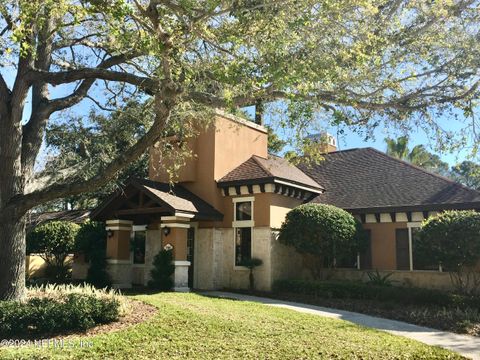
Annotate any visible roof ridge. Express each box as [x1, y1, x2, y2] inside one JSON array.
[[251, 155, 274, 177], [365, 147, 480, 195], [321, 147, 360, 155]]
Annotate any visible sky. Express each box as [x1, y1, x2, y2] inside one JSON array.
[[3, 66, 477, 169], [242, 105, 477, 167]]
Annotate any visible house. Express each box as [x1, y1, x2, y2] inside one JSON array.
[[75, 110, 480, 291]]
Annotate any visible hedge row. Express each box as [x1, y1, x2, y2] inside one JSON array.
[[0, 293, 120, 336], [272, 279, 480, 309]]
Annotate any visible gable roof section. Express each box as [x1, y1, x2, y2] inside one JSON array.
[[217, 155, 324, 193], [298, 147, 480, 213], [91, 178, 223, 221]]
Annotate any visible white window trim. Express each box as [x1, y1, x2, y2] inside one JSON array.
[[407, 222, 421, 271], [232, 197, 255, 269], [131, 225, 147, 266], [407, 222, 442, 272], [232, 196, 255, 227]]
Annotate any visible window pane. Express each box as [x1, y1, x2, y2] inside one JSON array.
[[235, 201, 252, 221], [133, 231, 146, 264], [235, 227, 252, 266]]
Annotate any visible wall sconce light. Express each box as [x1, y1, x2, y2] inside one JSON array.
[[107, 229, 114, 238], [163, 227, 171, 237]]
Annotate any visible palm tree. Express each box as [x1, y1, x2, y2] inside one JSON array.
[[385, 137, 449, 175], [385, 136, 409, 160]]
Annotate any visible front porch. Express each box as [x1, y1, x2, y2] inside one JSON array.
[[80, 178, 223, 290]]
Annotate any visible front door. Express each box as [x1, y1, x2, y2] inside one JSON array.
[[187, 227, 195, 288]]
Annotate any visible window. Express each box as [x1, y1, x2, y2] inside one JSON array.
[[235, 201, 252, 221], [233, 197, 254, 267], [235, 227, 252, 266], [132, 230, 146, 265], [359, 229, 372, 270]]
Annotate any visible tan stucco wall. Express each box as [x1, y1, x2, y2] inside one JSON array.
[[26, 255, 74, 278], [362, 222, 408, 270], [163, 227, 188, 260], [269, 194, 303, 229], [106, 230, 131, 261], [149, 113, 268, 214]]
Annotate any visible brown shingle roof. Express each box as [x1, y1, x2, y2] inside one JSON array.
[[91, 178, 223, 221], [217, 155, 324, 191], [135, 179, 223, 220], [298, 147, 480, 212]]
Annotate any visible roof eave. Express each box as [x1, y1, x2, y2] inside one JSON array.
[[345, 201, 480, 214]]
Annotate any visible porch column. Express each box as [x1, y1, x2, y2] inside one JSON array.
[[105, 220, 133, 288], [160, 215, 193, 292]]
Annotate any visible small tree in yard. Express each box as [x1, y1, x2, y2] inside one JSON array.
[[279, 204, 367, 279], [418, 211, 480, 295], [148, 249, 175, 291], [75, 221, 111, 288], [241, 258, 263, 292], [27, 221, 80, 281]]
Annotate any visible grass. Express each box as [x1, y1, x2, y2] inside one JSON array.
[[0, 292, 463, 359]]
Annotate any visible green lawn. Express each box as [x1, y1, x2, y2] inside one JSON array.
[[1, 293, 462, 359]]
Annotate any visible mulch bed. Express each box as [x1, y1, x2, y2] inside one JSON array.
[[1, 299, 157, 343], [231, 290, 480, 337], [60, 298, 158, 339]]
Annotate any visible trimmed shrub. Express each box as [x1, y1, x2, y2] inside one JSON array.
[[27, 221, 80, 281], [272, 279, 480, 309], [0, 285, 122, 337], [75, 221, 111, 288], [278, 204, 367, 277], [418, 211, 480, 294], [148, 249, 175, 291]]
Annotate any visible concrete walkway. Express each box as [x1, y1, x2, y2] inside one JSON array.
[[200, 291, 480, 360]]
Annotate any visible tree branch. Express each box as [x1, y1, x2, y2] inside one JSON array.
[[11, 94, 174, 213], [28, 67, 157, 94], [0, 73, 10, 99]]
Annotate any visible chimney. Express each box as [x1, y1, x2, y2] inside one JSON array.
[[305, 132, 337, 154]]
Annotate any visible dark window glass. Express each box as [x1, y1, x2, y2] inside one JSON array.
[[360, 230, 372, 270], [133, 231, 146, 264], [235, 227, 252, 266], [235, 201, 252, 221], [395, 228, 410, 270]]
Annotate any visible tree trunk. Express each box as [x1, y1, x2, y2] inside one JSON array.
[[0, 213, 26, 300], [0, 93, 28, 300]]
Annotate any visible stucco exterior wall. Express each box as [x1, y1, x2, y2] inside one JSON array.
[[26, 255, 74, 278], [362, 222, 408, 270], [269, 194, 303, 229], [149, 112, 268, 213]]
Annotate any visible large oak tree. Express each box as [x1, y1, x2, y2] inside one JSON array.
[[1, 0, 479, 300]]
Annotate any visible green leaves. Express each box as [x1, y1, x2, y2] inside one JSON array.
[[278, 203, 367, 269], [418, 211, 480, 272]]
